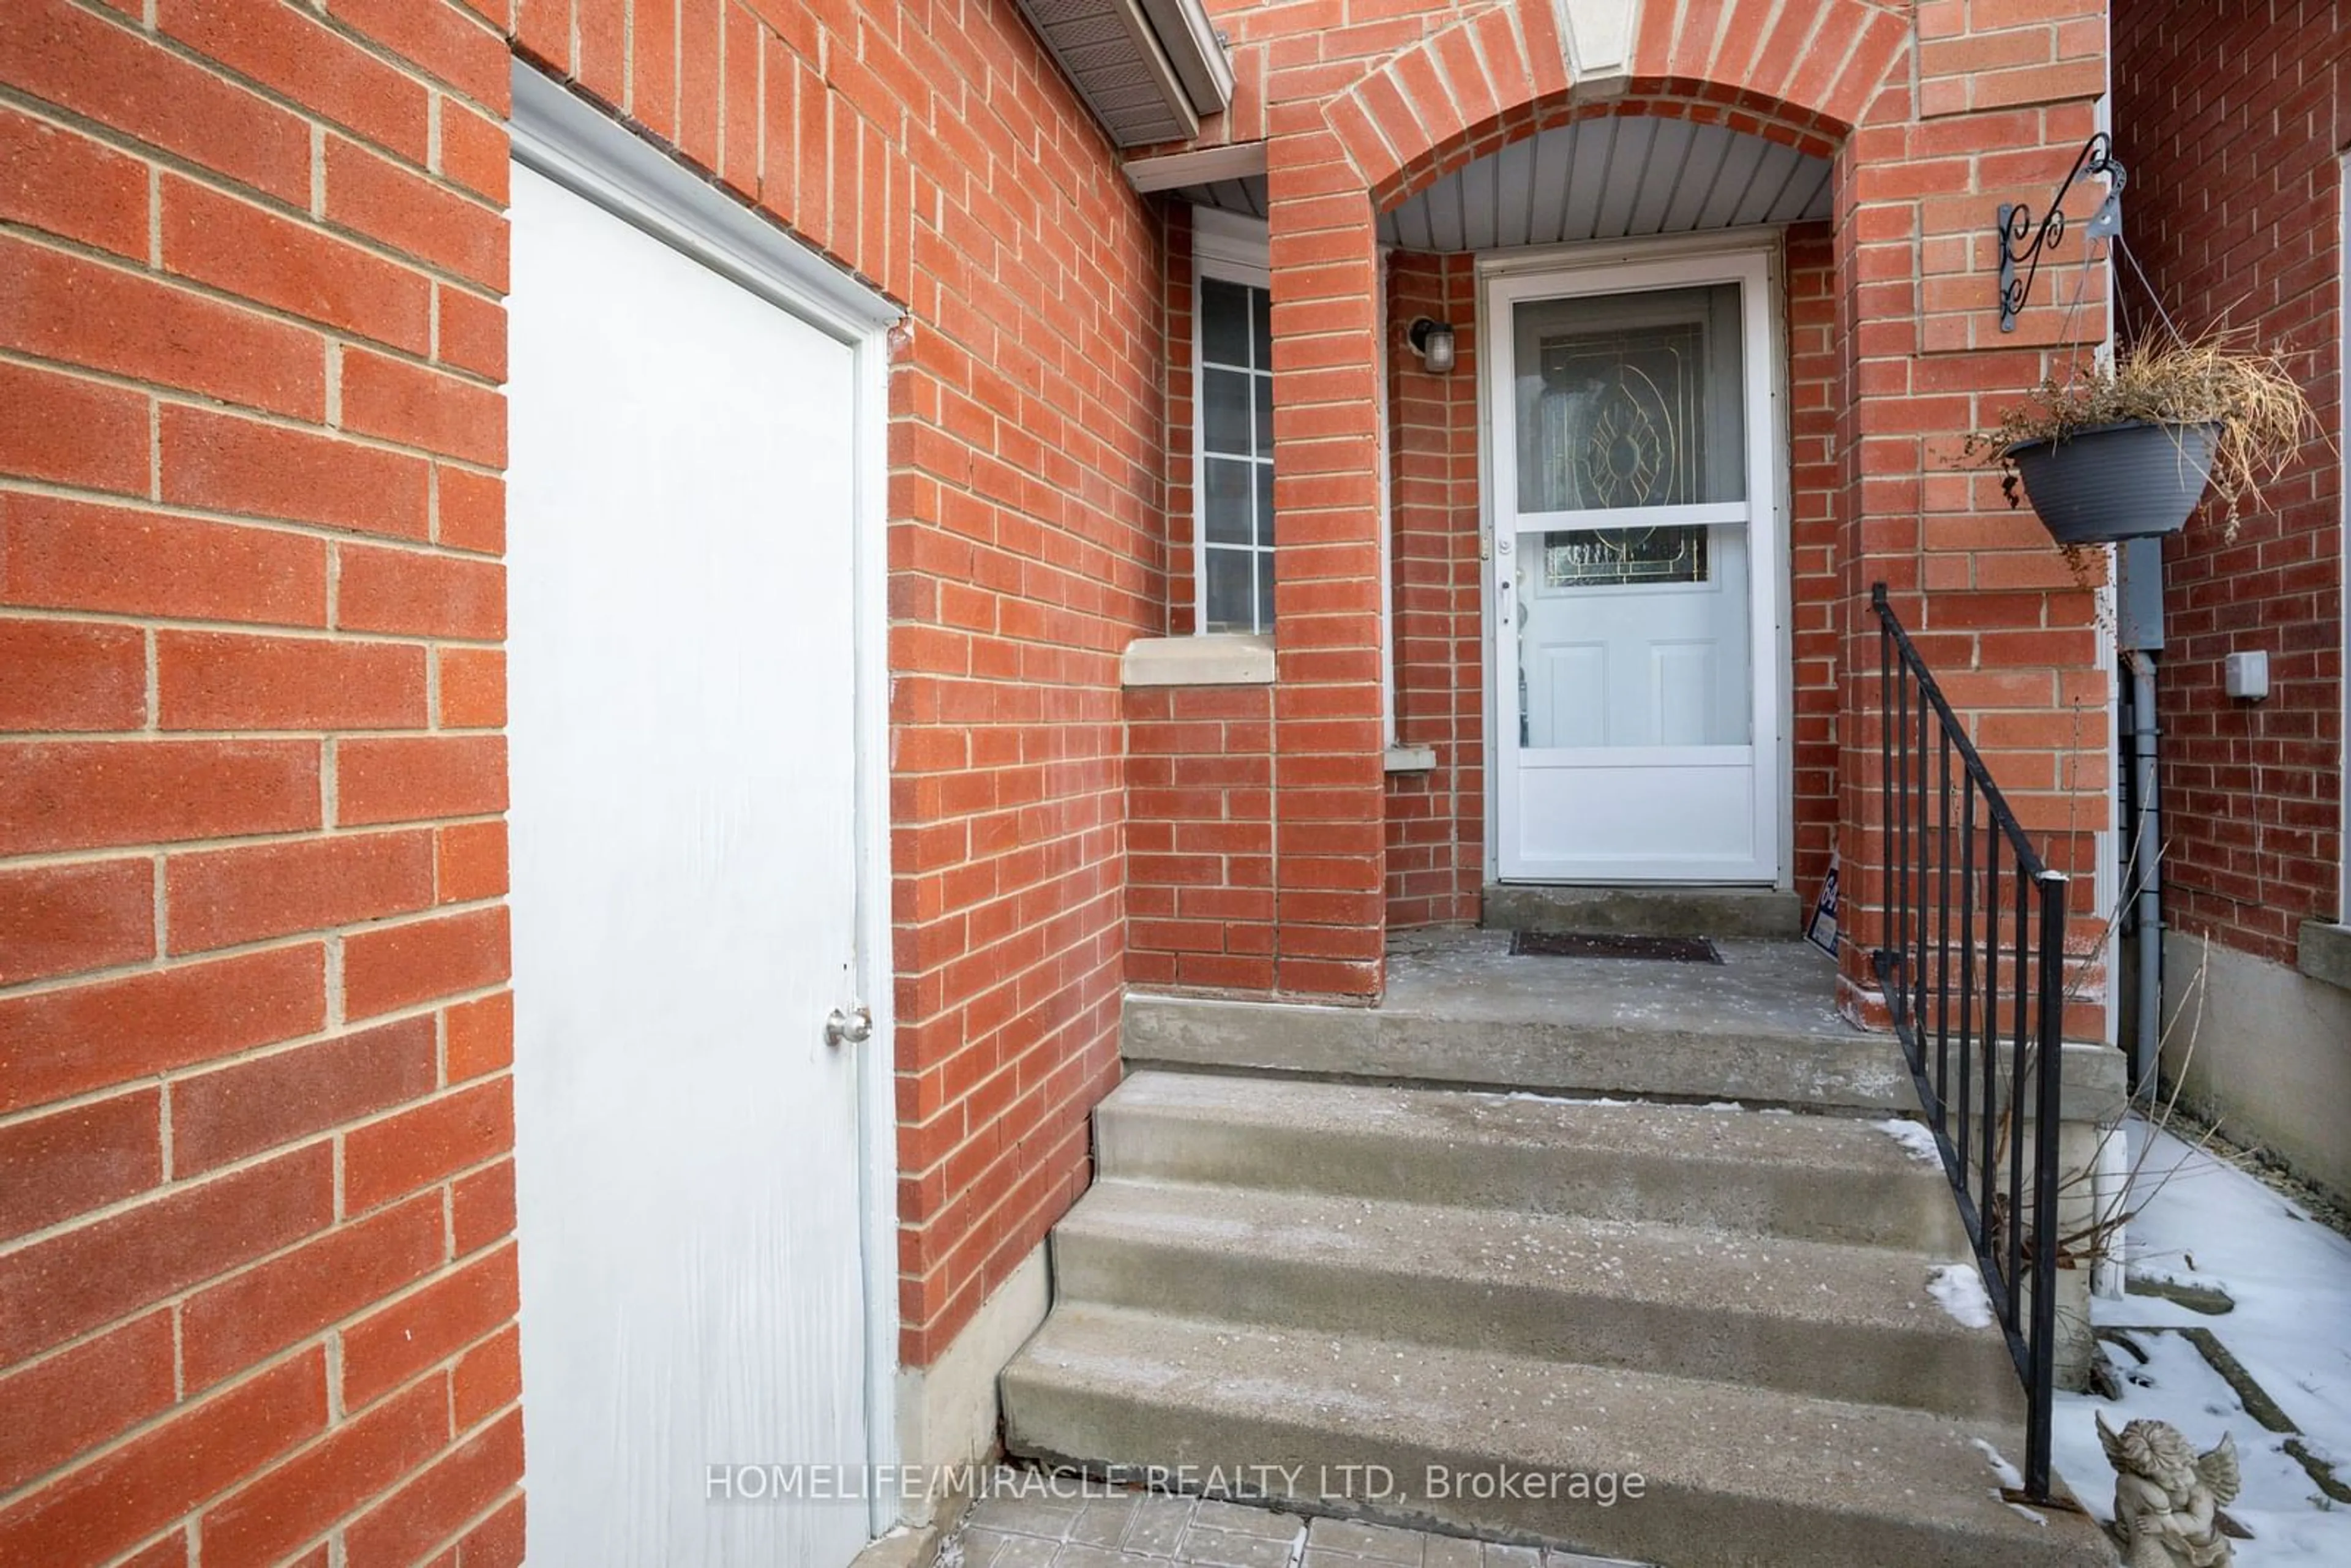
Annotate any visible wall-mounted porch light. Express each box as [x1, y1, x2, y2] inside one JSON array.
[[1406, 317, 1456, 373]]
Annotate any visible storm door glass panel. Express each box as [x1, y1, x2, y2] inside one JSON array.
[[1199, 276, 1274, 633], [1510, 283, 1751, 749]]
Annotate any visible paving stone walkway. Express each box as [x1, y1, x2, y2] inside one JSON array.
[[942, 1487, 1638, 1568]]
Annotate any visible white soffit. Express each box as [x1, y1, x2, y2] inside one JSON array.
[[1379, 116, 1834, 253], [1124, 141, 1265, 192], [1168, 175, 1267, 219], [1127, 143, 1267, 219], [1016, 0, 1232, 148]]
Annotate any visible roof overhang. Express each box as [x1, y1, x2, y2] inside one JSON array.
[[1122, 141, 1264, 192], [1014, 0, 1233, 147], [1123, 141, 1267, 218]]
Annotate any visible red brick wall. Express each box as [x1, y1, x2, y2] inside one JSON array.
[[2115, 0, 2348, 961], [1823, 3, 2115, 1028], [1125, 202, 1287, 991], [1384, 250, 1482, 929], [2, 0, 1156, 1558], [0, 0, 525, 1558], [1164, 203, 1201, 636], [1123, 684, 1278, 989]]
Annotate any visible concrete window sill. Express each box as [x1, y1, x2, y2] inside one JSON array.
[[1385, 745, 1438, 774], [2297, 920, 2351, 993], [1121, 634, 1273, 687]]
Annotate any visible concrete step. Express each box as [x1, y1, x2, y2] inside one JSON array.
[[1120, 991, 1920, 1113], [1482, 884, 1802, 940], [1098, 1071, 1970, 1253], [1000, 1305, 2105, 1568], [1050, 1179, 2022, 1420]]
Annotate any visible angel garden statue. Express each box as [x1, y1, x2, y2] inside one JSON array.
[[2097, 1413, 2242, 1568]]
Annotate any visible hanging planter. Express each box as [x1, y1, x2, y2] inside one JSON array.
[[2006, 419, 2216, 544], [1966, 337, 2315, 549]]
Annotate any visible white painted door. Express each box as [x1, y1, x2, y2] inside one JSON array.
[[506, 161, 871, 1566], [1489, 249, 1783, 883]]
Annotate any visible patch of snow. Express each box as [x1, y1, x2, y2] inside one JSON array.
[[1974, 1438, 2052, 1525], [1875, 1118, 1944, 1164], [1929, 1263, 1995, 1329], [2130, 1261, 2224, 1294], [1488, 1090, 1629, 1106], [2050, 1117, 2351, 1565], [1972, 1437, 2024, 1491]]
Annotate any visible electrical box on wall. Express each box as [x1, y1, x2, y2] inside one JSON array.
[[2224, 650, 2271, 701]]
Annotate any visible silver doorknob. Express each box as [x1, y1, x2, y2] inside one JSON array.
[[823, 1007, 873, 1048]]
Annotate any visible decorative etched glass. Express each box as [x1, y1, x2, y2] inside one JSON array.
[[1515, 283, 1743, 516], [1510, 283, 1752, 750]]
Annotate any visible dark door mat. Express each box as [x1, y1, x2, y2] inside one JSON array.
[[1509, 931, 1723, 963]]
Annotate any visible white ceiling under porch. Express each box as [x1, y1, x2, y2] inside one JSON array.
[[1379, 116, 1834, 252]]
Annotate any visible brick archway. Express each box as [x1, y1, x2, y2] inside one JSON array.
[[1177, 0, 2116, 1010], [1322, 0, 1907, 204], [1252, 0, 1910, 1000]]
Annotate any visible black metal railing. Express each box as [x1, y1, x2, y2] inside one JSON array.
[[1871, 583, 2068, 1502]]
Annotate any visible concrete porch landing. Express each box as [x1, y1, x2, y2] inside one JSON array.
[[1385, 926, 1845, 1038], [1124, 928, 1916, 1113]]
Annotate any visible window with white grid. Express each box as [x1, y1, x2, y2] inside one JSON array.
[[1193, 216, 1273, 634]]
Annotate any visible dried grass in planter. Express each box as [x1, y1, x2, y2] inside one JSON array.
[[1963, 335, 2320, 543]]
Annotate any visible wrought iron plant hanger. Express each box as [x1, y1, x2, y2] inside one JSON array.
[[1995, 132, 2125, 332]]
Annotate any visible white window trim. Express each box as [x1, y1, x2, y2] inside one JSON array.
[[1191, 208, 1270, 636]]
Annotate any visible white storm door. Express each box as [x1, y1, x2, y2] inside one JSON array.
[[1489, 250, 1782, 883], [507, 161, 871, 1566]]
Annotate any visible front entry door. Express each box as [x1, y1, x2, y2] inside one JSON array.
[[1489, 249, 1783, 883], [506, 157, 874, 1564]]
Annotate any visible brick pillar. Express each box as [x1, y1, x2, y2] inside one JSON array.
[[1834, 112, 1918, 1026], [1265, 127, 1387, 998], [1787, 224, 1843, 904], [1384, 250, 1483, 931], [1833, 28, 2113, 1038]]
